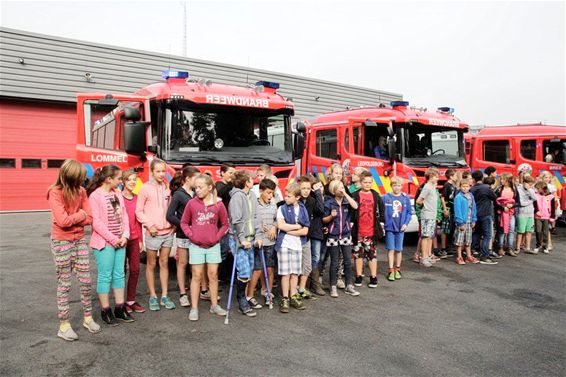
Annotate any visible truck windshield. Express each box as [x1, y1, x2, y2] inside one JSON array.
[[159, 103, 293, 165], [402, 126, 467, 167]]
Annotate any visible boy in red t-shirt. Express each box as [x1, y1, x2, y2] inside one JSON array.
[[352, 171, 385, 288]]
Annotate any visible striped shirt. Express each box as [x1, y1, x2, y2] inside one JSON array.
[[105, 193, 123, 237]]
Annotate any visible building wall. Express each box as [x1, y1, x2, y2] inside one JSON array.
[[0, 27, 402, 120]]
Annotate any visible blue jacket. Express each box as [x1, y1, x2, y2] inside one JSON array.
[[453, 192, 477, 227], [383, 192, 412, 233], [324, 196, 353, 239], [275, 202, 310, 250]]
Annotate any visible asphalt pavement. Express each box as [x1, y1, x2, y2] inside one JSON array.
[[0, 212, 564, 377]]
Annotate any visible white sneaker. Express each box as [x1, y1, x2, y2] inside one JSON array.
[[543, 248, 549, 254], [179, 294, 190, 307], [83, 319, 101, 334], [189, 308, 199, 321], [330, 286, 339, 298], [344, 285, 360, 296], [209, 305, 227, 316], [533, 247, 540, 254], [57, 326, 78, 341], [420, 257, 433, 267], [336, 278, 346, 289]]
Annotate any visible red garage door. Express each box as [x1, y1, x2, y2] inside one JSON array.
[[0, 99, 77, 211]]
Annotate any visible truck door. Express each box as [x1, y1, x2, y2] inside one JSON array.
[[308, 126, 341, 184], [77, 94, 150, 182]]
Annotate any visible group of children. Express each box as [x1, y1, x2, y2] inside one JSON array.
[[47, 159, 559, 341], [414, 166, 560, 267]]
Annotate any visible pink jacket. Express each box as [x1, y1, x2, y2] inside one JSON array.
[[135, 180, 175, 236], [89, 187, 130, 249], [496, 197, 515, 234], [47, 187, 92, 241], [535, 193, 554, 220]]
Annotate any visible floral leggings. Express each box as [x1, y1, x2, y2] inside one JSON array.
[[51, 239, 92, 320]]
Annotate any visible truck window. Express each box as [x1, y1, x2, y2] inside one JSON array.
[[316, 129, 338, 159], [520, 140, 536, 161], [344, 129, 350, 153], [543, 139, 565, 164], [483, 140, 509, 163]]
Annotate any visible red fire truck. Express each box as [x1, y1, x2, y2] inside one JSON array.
[[294, 101, 470, 231], [465, 124, 566, 214], [77, 70, 298, 192]]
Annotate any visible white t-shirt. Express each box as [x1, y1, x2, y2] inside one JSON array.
[[276, 205, 302, 251]]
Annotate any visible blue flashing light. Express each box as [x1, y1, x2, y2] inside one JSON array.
[[162, 70, 189, 79], [438, 107, 455, 114], [390, 100, 409, 107], [256, 80, 280, 90]]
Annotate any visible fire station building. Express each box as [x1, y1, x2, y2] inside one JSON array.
[[0, 27, 402, 211]]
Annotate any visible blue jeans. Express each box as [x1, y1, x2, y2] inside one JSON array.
[[310, 239, 322, 268], [93, 245, 126, 294], [497, 214, 516, 250], [472, 215, 493, 258]]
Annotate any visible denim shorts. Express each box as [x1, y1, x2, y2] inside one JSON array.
[[189, 243, 221, 265], [385, 232, 404, 251], [253, 245, 277, 270], [145, 234, 174, 251], [176, 237, 192, 249]]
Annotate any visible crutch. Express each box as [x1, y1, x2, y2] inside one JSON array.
[[224, 245, 239, 325], [259, 246, 273, 309]]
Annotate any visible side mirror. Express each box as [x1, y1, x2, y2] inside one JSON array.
[[123, 106, 141, 121], [296, 121, 306, 133], [293, 133, 305, 159], [124, 121, 147, 156], [387, 138, 396, 161]]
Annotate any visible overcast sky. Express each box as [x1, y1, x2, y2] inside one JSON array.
[[1, 0, 564, 126]]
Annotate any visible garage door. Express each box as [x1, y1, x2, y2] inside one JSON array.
[[0, 99, 77, 211]]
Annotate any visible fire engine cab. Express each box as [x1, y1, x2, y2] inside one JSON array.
[[77, 71, 298, 191], [295, 101, 470, 232], [465, 124, 566, 214]]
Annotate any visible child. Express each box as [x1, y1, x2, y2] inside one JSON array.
[[180, 174, 229, 321], [494, 173, 518, 257], [470, 170, 498, 265], [516, 175, 538, 254], [415, 168, 440, 267], [440, 169, 457, 258], [216, 162, 236, 284], [246, 178, 278, 308], [47, 159, 100, 341], [295, 175, 321, 299], [166, 166, 200, 308], [539, 171, 558, 251], [453, 179, 478, 265], [351, 171, 384, 288], [276, 183, 310, 312], [305, 174, 326, 296], [228, 170, 261, 317], [251, 164, 283, 202], [323, 180, 359, 298], [135, 159, 176, 311], [348, 167, 366, 193], [534, 181, 555, 254], [87, 165, 135, 325], [121, 170, 145, 313], [382, 176, 412, 281]]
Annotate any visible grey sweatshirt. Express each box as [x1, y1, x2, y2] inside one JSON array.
[[228, 188, 261, 246], [516, 184, 537, 216]]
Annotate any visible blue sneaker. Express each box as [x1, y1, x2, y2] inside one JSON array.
[[160, 296, 176, 310], [149, 296, 160, 311]]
